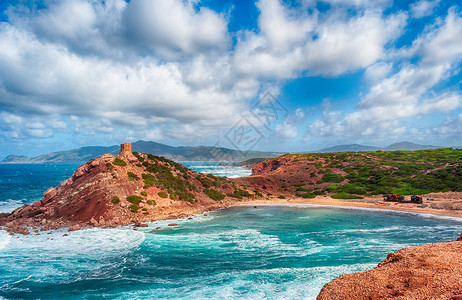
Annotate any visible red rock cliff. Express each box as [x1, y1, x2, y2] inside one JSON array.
[[317, 239, 462, 299]]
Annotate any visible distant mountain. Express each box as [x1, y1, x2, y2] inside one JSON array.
[[1, 140, 280, 164], [318, 141, 442, 153], [382, 141, 441, 151], [318, 144, 380, 153]]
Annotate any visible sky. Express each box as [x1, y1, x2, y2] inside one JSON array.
[[0, 0, 461, 159]]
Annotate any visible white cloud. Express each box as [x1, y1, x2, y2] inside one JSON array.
[[233, 0, 406, 78], [364, 62, 393, 84], [410, 0, 440, 19], [275, 122, 298, 138], [123, 0, 230, 59], [7, 0, 462, 150], [0, 112, 66, 140], [308, 8, 462, 139]]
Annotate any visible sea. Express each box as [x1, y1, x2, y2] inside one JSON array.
[[1, 163, 462, 299]]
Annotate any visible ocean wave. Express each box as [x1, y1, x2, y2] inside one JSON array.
[[4, 228, 145, 257], [0, 231, 11, 251], [0, 199, 26, 213]]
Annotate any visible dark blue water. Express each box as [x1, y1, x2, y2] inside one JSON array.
[[0, 164, 79, 212], [1, 164, 462, 299]]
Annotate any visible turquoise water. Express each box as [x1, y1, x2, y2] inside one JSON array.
[[1, 164, 462, 299], [1, 206, 462, 299], [181, 162, 251, 178]]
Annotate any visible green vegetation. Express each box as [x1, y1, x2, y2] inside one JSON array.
[[147, 199, 156, 205], [227, 188, 251, 199], [113, 158, 127, 166], [129, 204, 139, 213], [204, 188, 225, 201], [298, 192, 316, 199], [127, 195, 143, 205], [106, 163, 113, 171], [331, 192, 364, 199], [142, 173, 156, 188], [254, 191, 263, 197], [367, 148, 462, 163], [141, 157, 196, 203], [278, 195, 285, 199], [140, 191, 147, 197], [158, 191, 168, 198], [132, 152, 145, 162], [111, 196, 120, 204], [321, 173, 344, 183], [291, 148, 462, 195], [127, 172, 140, 181]]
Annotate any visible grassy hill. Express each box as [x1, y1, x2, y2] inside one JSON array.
[[245, 148, 462, 197]]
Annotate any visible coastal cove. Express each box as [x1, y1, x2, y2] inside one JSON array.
[[1, 205, 462, 299], [1, 157, 462, 299]]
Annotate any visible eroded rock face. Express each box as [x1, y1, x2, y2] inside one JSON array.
[[252, 157, 289, 175], [317, 240, 462, 300]]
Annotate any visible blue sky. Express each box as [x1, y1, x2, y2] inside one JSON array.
[[0, 0, 461, 159]]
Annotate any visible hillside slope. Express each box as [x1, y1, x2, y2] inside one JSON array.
[[237, 148, 462, 198], [318, 141, 441, 153]]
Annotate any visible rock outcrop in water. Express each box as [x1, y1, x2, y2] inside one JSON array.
[[0, 143, 261, 234], [317, 239, 462, 299]]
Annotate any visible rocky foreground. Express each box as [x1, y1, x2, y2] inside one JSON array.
[[317, 235, 462, 300]]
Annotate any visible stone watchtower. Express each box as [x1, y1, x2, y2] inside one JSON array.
[[119, 143, 132, 156]]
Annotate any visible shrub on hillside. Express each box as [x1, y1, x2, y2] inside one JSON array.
[[331, 192, 363, 199], [113, 158, 127, 166], [204, 188, 225, 201], [127, 195, 143, 205], [128, 172, 140, 181], [298, 193, 316, 199], [158, 191, 168, 198]]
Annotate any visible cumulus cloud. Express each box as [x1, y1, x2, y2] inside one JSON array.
[[233, 0, 406, 78], [309, 7, 462, 139], [0, 112, 66, 140], [123, 0, 230, 59], [410, 0, 441, 19], [0, 0, 409, 147]]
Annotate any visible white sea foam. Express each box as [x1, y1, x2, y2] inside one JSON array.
[[0, 199, 25, 213], [5, 228, 145, 257], [0, 231, 11, 251]]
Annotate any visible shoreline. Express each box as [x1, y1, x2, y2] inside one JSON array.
[[2, 194, 462, 233], [233, 195, 462, 219]]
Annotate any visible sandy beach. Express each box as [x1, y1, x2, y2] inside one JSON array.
[[235, 193, 462, 219]]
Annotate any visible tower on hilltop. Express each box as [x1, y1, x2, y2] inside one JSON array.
[[119, 143, 132, 156]]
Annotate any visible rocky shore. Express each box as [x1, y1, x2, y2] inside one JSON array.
[[317, 239, 462, 299]]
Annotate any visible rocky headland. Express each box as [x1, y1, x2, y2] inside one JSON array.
[[317, 239, 462, 299], [0, 143, 264, 234]]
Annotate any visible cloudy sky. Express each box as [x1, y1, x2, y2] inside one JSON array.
[[0, 0, 461, 158]]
